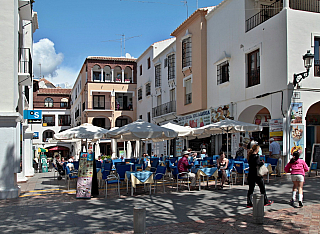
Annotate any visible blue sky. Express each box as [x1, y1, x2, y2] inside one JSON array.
[[33, 0, 223, 87]]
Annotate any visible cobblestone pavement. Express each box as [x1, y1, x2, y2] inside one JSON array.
[[0, 170, 318, 233]]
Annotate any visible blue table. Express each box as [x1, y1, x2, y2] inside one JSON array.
[[194, 167, 218, 190], [125, 171, 154, 196]]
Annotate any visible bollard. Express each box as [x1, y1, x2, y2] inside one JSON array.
[[133, 207, 146, 234], [253, 194, 264, 224]]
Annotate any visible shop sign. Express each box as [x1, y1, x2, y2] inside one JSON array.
[[76, 152, 94, 199], [211, 105, 231, 123], [254, 114, 271, 126], [33, 132, 39, 139], [23, 110, 42, 124], [291, 102, 303, 124], [178, 109, 211, 128], [290, 125, 304, 155]]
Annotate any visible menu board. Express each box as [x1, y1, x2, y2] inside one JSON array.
[[76, 152, 94, 199], [311, 144, 320, 169]]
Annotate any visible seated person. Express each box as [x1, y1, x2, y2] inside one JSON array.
[[236, 143, 245, 158], [178, 151, 196, 188], [53, 155, 65, 179], [68, 156, 74, 163], [217, 151, 229, 189]]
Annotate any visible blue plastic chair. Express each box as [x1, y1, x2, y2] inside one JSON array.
[[105, 174, 120, 198], [102, 163, 112, 180], [266, 157, 278, 177], [96, 160, 102, 169], [73, 161, 79, 170], [171, 166, 191, 192], [65, 166, 78, 190], [133, 163, 143, 171], [116, 164, 131, 182], [234, 161, 249, 185], [150, 158, 159, 172], [153, 165, 167, 193], [212, 155, 220, 161], [309, 162, 318, 176]]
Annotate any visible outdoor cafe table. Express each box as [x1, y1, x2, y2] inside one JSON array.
[[125, 171, 154, 196], [191, 167, 218, 190]]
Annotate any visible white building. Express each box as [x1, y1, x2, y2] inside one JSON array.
[[32, 80, 72, 159], [206, 0, 320, 163], [136, 38, 176, 156], [0, 0, 38, 198]]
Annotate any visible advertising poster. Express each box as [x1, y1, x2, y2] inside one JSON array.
[[269, 119, 283, 153], [76, 152, 94, 199], [290, 125, 304, 155], [178, 109, 211, 128], [211, 105, 230, 123], [176, 139, 183, 156], [291, 102, 303, 124]]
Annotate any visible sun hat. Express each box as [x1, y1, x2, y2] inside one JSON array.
[[182, 150, 189, 155]]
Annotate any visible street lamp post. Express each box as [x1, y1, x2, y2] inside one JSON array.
[[293, 50, 314, 87]]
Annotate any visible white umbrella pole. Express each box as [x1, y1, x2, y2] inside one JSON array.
[[124, 141, 126, 158]]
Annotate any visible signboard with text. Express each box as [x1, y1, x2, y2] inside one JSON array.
[[76, 152, 94, 199], [23, 110, 42, 124]]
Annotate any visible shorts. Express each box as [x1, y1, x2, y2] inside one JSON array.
[[291, 174, 304, 182]]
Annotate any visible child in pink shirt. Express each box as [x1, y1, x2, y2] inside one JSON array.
[[284, 151, 309, 207]]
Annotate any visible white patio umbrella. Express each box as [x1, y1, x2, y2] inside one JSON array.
[[105, 119, 178, 157], [198, 119, 263, 157], [161, 122, 193, 137], [54, 123, 109, 153]]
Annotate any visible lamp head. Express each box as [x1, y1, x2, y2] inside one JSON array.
[[303, 50, 314, 70]]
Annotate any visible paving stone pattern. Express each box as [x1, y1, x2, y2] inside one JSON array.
[[0, 171, 318, 233]]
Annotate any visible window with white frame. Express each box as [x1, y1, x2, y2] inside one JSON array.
[[168, 54, 175, 80], [182, 37, 192, 68], [217, 61, 229, 84], [138, 88, 142, 101], [146, 83, 151, 96], [155, 64, 161, 87], [185, 78, 192, 105]]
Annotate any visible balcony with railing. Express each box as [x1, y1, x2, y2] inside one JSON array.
[[33, 101, 70, 109], [152, 101, 176, 118], [246, 0, 320, 32], [18, 48, 32, 85], [86, 101, 112, 110]]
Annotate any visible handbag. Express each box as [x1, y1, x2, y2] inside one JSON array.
[[257, 164, 269, 177]]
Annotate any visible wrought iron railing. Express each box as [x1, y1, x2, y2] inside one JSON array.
[[246, 0, 320, 32], [33, 101, 70, 109], [152, 101, 176, 118], [18, 48, 32, 76], [246, 1, 283, 32], [290, 0, 320, 13]]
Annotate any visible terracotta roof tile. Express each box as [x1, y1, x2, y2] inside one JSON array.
[[37, 88, 71, 95], [87, 56, 136, 62]]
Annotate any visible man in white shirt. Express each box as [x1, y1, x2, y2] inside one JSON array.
[[269, 138, 281, 176]]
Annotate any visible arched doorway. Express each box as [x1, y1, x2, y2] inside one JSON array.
[[305, 101, 320, 165], [92, 116, 111, 129], [238, 106, 271, 155], [115, 116, 132, 127]]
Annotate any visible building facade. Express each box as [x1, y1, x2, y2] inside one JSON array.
[[32, 79, 72, 159], [206, 0, 320, 163], [0, 0, 38, 198], [71, 56, 137, 157], [136, 38, 176, 156]]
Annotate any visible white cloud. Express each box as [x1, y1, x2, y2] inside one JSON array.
[[33, 38, 78, 87], [47, 66, 78, 88]]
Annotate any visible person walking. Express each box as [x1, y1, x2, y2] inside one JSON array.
[[269, 138, 281, 176], [247, 144, 273, 208], [284, 151, 309, 207]]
